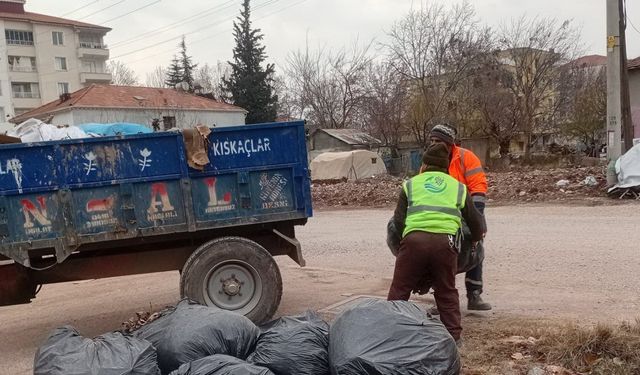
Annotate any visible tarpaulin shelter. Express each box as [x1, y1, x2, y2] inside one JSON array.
[[310, 150, 387, 181]]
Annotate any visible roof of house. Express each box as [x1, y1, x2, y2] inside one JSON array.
[[0, 11, 110, 31], [11, 85, 246, 123], [315, 128, 381, 146], [628, 56, 640, 71], [570, 54, 607, 67]]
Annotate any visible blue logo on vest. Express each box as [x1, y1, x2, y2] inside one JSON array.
[[424, 175, 447, 193]]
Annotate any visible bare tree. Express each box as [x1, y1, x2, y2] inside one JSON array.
[[361, 61, 408, 157], [195, 62, 230, 100], [559, 65, 606, 153], [284, 41, 373, 129], [145, 66, 168, 88], [472, 57, 523, 156], [385, 1, 492, 146], [496, 16, 581, 157], [107, 60, 139, 86]]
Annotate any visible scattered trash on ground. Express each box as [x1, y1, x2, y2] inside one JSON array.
[[311, 167, 608, 208]]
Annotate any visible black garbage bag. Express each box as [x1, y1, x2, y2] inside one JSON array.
[[34, 325, 160, 375], [329, 299, 460, 375], [386, 217, 484, 274], [247, 311, 330, 375], [135, 300, 260, 374], [169, 354, 274, 375]]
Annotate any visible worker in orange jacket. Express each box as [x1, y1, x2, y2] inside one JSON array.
[[429, 124, 491, 311]]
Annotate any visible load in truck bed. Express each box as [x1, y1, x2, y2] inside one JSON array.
[[0, 121, 312, 322]]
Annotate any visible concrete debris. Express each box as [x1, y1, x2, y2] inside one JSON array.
[[555, 180, 570, 187], [312, 167, 607, 208], [583, 175, 598, 187]]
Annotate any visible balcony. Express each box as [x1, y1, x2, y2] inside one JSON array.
[[6, 39, 33, 46], [9, 66, 36, 72], [78, 42, 109, 59], [12, 91, 40, 99], [12, 95, 42, 110], [80, 71, 112, 84]]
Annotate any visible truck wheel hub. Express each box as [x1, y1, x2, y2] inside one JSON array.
[[221, 277, 242, 296]]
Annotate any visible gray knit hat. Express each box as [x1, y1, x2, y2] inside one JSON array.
[[429, 124, 457, 145]]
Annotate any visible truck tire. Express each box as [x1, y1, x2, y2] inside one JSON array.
[[0, 264, 36, 306], [180, 236, 282, 324]]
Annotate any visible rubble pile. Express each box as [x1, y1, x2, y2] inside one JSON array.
[[487, 166, 607, 202], [311, 175, 403, 208], [311, 167, 607, 208]]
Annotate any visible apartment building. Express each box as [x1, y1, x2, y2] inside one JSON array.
[[0, 0, 111, 119]]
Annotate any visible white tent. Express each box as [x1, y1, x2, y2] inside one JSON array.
[[310, 150, 387, 180]]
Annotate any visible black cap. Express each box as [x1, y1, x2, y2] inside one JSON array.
[[422, 143, 450, 170]]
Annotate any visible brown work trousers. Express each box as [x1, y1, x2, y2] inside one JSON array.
[[387, 231, 461, 340]]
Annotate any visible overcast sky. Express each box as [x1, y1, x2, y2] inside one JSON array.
[[27, 0, 640, 80]]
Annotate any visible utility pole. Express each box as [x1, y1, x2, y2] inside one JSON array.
[[606, 0, 633, 185]]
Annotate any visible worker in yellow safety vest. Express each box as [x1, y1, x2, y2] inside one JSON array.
[[388, 143, 486, 342]]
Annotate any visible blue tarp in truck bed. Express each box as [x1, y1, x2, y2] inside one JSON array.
[[0, 121, 312, 267]]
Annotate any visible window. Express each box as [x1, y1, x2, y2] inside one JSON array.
[[11, 82, 40, 99], [82, 60, 99, 73], [52, 31, 64, 45], [162, 116, 176, 130], [57, 82, 69, 95], [55, 57, 67, 71], [5, 30, 34, 45], [8, 56, 36, 72]]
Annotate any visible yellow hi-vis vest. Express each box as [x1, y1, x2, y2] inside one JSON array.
[[402, 171, 467, 238]]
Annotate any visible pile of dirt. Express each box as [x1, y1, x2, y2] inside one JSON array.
[[311, 175, 403, 208], [311, 167, 607, 208], [486, 166, 607, 203]]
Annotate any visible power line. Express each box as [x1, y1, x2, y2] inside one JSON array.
[[4, 0, 157, 55], [120, 0, 309, 66], [60, 0, 102, 17], [110, 0, 280, 60], [98, 0, 163, 25], [79, 0, 127, 20], [627, 16, 640, 35], [110, 0, 237, 48]]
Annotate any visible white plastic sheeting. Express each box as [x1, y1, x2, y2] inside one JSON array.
[[310, 150, 387, 181], [609, 143, 640, 191], [7, 118, 88, 143]]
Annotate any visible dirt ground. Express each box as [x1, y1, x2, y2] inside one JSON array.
[[1, 204, 639, 374]]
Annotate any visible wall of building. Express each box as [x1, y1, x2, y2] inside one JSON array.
[[32, 23, 83, 102], [0, 19, 12, 119], [0, 17, 110, 115], [49, 108, 246, 128]]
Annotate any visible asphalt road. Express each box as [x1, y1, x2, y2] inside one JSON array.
[[1, 204, 639, 374]]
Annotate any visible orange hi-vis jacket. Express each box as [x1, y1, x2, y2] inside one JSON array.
[[448, 145, 488, 204]]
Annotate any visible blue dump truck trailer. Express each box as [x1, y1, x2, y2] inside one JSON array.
[[0, 121, 312, 323]]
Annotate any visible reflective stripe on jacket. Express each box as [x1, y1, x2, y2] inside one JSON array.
[[402, 171, 467, 237], [449, 145, 488, 203]]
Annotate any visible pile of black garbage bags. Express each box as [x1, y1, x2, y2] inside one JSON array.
[[34, 298, 460, 375]]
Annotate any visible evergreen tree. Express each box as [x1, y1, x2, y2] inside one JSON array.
[[179, 36, 197, 90], [222, 0, 278, 123], [165, 55, 183, 88]]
